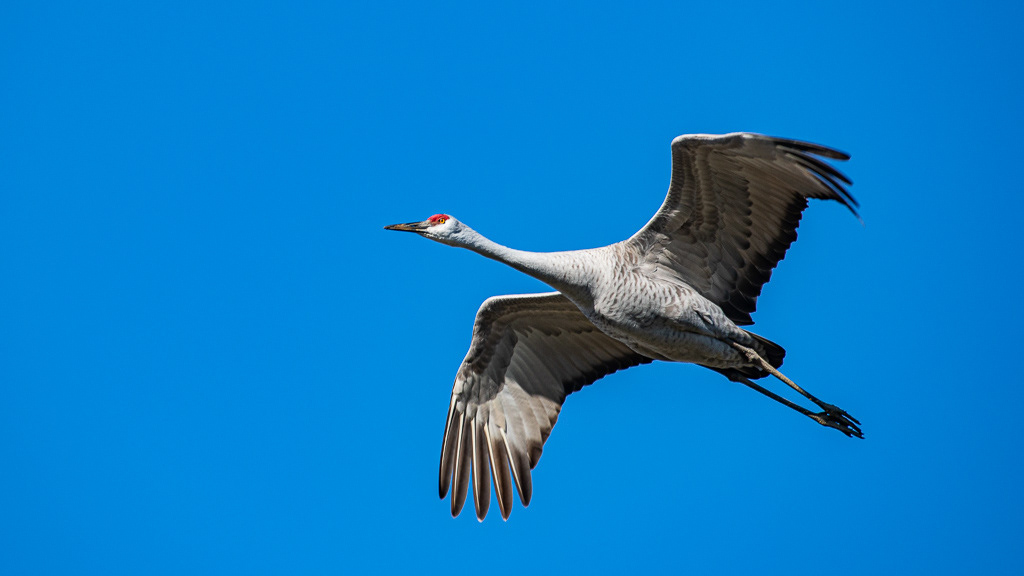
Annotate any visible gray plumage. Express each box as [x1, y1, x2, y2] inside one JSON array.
[[385, 132, 862, 521]]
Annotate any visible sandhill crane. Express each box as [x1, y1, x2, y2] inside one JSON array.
[[385, 132, 861, 521]]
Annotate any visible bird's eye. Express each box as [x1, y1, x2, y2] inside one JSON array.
[[438, 218, 447, 224]]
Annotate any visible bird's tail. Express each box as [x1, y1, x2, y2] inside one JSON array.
[[704, 331, 786, 381], [748, 331, 785, 370]]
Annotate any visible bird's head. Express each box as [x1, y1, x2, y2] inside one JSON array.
[[384, 213, 469, 246]]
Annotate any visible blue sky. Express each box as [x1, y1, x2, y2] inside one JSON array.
[[3, 1, 1023, 573]]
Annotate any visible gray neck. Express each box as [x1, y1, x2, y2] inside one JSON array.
[[454, 226, 594, 302]]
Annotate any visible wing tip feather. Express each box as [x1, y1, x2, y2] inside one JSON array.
[[438, 395, 459, 499], [485, 425, 514, 521], [471, 419, 491, 521], [450, 412, 470, 517]]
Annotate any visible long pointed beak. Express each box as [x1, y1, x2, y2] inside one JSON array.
[[384, 221, 430, 233]]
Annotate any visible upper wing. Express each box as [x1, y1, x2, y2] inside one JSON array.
[[627, 133, 858, 326], [439, 292, 652, 520]]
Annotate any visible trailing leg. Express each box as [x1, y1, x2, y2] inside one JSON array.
[[727, 342, 863, 438], [731, 375, 863, 438]]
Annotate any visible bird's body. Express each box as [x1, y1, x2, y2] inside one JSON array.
[[386, 132, 862, 521], [581, 245, 758, 366], [453, 232, 761, 367]]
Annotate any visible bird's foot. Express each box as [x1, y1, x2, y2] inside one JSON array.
[[810, 404, 863, 438]]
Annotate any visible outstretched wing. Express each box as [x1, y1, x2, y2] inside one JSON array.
[[439, 292, 652, 520], [628, 133, 858, 326]]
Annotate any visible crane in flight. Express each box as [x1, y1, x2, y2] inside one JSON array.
[[385, 132, 861, 521]]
